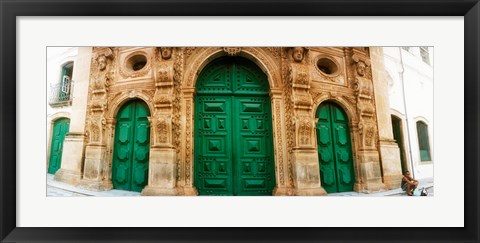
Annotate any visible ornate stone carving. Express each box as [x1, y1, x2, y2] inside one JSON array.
[[155, 116, 170, 144], [156, 64, 173, 84], [292, 47, 306, 63], [159, 47, 173, 60], [274, 102, 285, 186], [281, 48, 295, 187], [223, 47, 242, 56], [172, 48, 184, 182], [297, 115, 312, 146]]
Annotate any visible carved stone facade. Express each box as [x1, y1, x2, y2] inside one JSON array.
[[54, 47, 403, 196]]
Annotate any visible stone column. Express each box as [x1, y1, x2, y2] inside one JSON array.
[[54, 47, 92, 185], [349, 50, 386, 192], [370, 47, 403, 189], [142, 48, 178, 195], [77, 47, 114, 191], [270, 89, 290, 195], [287, 48, 327, 196], [179, 88, 198, 195]]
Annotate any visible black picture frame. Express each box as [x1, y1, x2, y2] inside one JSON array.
[[1, 1, 478, 242]]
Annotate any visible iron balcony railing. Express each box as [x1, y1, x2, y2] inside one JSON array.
[[49, 76, 73, 107]]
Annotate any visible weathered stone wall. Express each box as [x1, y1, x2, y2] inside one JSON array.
[[70, 47, 396, 195]]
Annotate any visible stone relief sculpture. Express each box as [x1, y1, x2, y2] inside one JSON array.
[[352, 53, 377, 149], [160, 47, 173, 60]]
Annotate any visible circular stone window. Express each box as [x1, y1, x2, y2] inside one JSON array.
[[126, 54, 147, 71], [316, 57, 340, 76]]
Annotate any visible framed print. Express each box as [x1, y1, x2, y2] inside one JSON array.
[[1, 0, 479, 242]]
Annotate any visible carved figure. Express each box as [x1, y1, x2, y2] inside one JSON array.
[[160, 47, 173, 60], [292, 47, 305, 62]]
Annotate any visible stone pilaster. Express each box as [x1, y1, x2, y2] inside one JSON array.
[[142, 47, 178, 195], [349, 49, 386, 192], [77, 47, 115, 190], [288, 48, 327, 196], [370, 47, 403, 189], [54, 47, 93, 185], [270, 89, 290, 196]]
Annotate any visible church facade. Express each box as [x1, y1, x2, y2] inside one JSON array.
[[48, 47, 406, 196]]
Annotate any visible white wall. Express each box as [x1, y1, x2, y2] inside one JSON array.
[[383, 47, 433, 180]]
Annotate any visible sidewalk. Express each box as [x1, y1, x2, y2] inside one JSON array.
[[47, 174, 433, 197], [328, 177, 434, 197]]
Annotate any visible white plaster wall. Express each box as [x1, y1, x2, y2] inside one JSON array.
[[46, 47, 78, 165], [383, 47, 434, 180]]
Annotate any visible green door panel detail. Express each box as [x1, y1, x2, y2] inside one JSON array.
[[194, 57, 275, 196], [48, 118, 70, 174], [112, 100, 150, 192], [316, 102, 355, 193]]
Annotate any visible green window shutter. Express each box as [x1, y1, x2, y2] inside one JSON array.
[[416, 121, 431, 161]]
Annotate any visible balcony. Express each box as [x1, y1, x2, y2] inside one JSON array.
[[49, 78, 73, 107]]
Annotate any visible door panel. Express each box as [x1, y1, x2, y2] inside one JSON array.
[[112, 100, 150, 192], [316, 102, 355, 193], [233, 97, 275, 196], [194, 57, 275, 196], [48, 118, 70, 174], [195, 96, 233, 195]]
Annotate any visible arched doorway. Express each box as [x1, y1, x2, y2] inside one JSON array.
[[194, 56, 276, 196], [48, 118, 70, 174], [316, 102, 355, 193], [391, 115, 408, 174], [111, 99, 150, 192]]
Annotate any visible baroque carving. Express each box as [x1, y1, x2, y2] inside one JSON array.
[[223, 47, 242, 56], [274, 102, 285, 186], [172, 48, 184, 182], [281, 48, 295, 187], [159, 47, 173, 60]]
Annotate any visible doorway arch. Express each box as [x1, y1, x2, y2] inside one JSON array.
[[111, 99, 151, 192], [316, 101, 355, 193], [194, 56, 276, 195]]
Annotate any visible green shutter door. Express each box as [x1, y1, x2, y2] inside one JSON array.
[[194, 57, 275, 196], [48, 118, 70, 174], [316, 102, 355, 193], [112, 100, 150, 192]]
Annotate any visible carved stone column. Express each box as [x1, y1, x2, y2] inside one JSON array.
[[142, 47, 178, 195], [287, 47, 327, 196], [54, 47, 93, 185], [78, 47, 114, 191], [270, 89, 290, 195], [179, 88, 198, 195], [370, 47, 403, 189], [350, 51, 386, 192]]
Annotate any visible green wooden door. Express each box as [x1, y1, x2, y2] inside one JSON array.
[[48, 118, 70, 174], [194, 57, 275, 196], [112, 100, 150, 192], [316, 102, 355, 193]]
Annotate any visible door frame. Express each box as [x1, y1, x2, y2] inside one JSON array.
[[111, 98, 151, 192], [180, 48, 289, 194], [192, 56, 276, 195], [314, 100, 356, 193], [312, 97, 361, 192]]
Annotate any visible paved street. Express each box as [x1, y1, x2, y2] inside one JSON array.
[[47, 174, 433, 197]]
